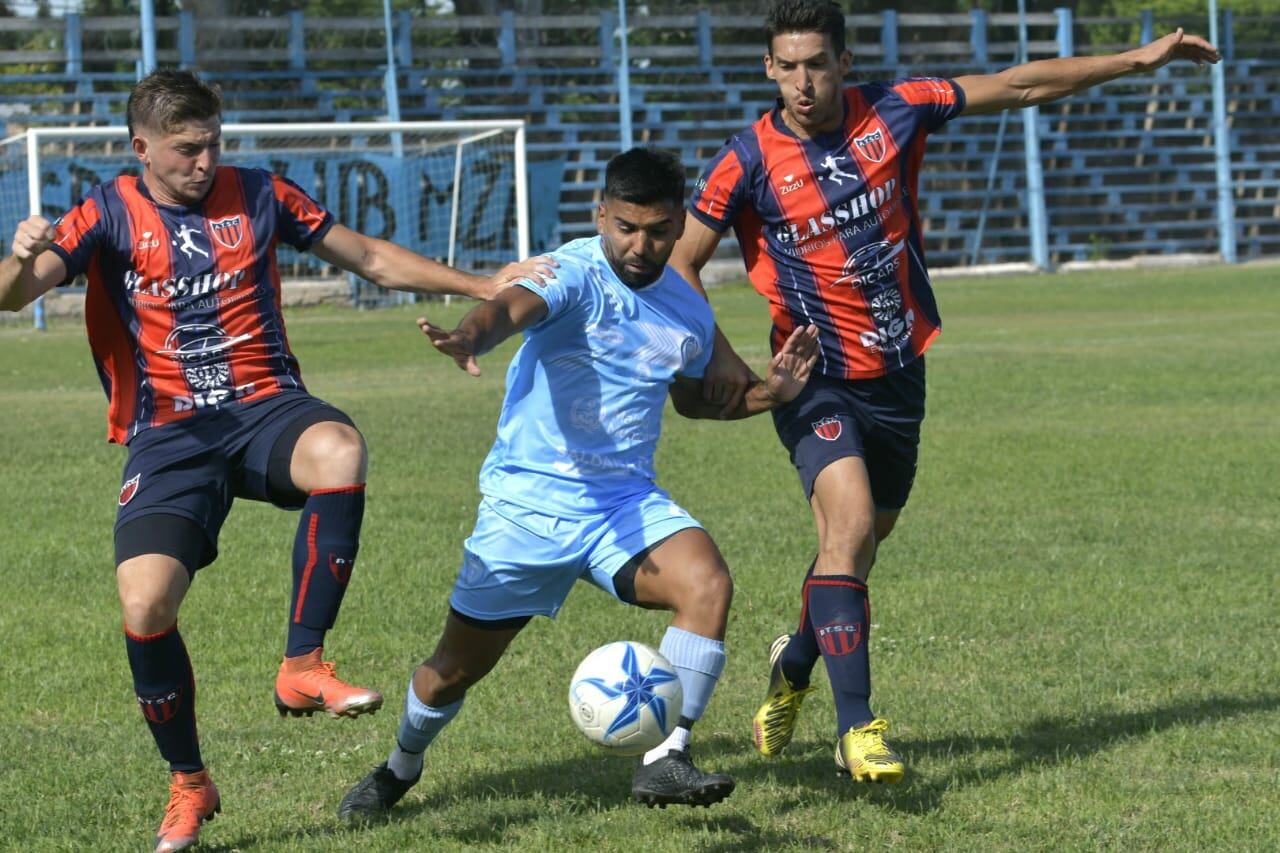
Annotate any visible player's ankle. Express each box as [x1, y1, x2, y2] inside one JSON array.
[[281, 647, 323, 671], [642, 725, 690, 765], [387, 747, 423, 782]]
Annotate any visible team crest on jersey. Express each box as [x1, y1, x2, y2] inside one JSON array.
[[210, 215, 244, 250], [854, 128, 888, 164], [812, 416, 843, 442], [119, 473, 141, 506]]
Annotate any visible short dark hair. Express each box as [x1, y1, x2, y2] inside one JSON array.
[[127, 68, 222, 138], [765, 0, 847, 57], [603, 147, 685, 209]]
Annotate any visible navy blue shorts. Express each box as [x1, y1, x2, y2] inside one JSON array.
[[771, 357, 926, 511], [113, 390, 356, 571]]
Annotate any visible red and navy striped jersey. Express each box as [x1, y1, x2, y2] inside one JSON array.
[[49, 166, 334, 443], [690, 78, 965, 379]]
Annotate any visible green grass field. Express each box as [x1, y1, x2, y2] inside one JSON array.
[[1, 264, 1278, 851]]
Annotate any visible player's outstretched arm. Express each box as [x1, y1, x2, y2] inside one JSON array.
[[669, 213, 755, 416], [417, 284, 549, 376], [1, 216, 68, 312], [956, 28, 1220, 116], [670, 324, 819, 421], [311, 222, 556, 301]]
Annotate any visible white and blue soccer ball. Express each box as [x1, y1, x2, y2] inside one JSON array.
[[568, 641, 683, 755]]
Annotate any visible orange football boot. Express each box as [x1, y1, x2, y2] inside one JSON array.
[[273, 648, 383, 718], [154, 769, 220, 853]]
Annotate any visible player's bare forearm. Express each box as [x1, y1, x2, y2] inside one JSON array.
[[464, 285, 549, 354], [418, 301, 511, 376], [671, 378, 785, 421], [2, 216, 64, 311], [316, 227, 557, 301], [421, 283, 549, 374], [453, 299, 521, 358], [0, 255, 33, 311], [958, 29, 1220, 115], [313, 223, 487, 299], [995, 54, 1139, 108], [1, 252, 61, 312], [670, 256, 709, 300], [672, 325, 818, 420], [363, 237, 487, 298], [670, 213, 724, 301]]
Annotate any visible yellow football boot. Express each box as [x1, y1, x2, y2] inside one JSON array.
[[751, 633, 816, 756], [835, 718, 905, 783]]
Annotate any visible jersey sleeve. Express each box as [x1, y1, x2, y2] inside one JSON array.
[[688, 142, 749, 233], [675, 296, 717, 380], [46, 191, 105, 285], [515, 255, 588, 325], [272, 174, 334, 250], [889, 77, 966, 134], [680, 326, 715, 380]]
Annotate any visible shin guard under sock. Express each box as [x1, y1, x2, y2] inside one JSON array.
[[125, 623, 202, 772], [287, 485, 365, 657], [805, 575, 874, 734]]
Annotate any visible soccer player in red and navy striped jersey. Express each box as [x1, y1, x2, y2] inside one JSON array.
[[671, 0, 1218, 783], [0, 69, 550, 852]]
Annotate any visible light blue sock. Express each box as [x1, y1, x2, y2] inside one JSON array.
[[658, 626, 726, 722], [386, 678, 463, 781]]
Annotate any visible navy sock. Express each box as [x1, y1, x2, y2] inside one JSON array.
[[125, 624, 202, 773], [286, 485, 364, 657], [779, 557, 821, 688], [805, 575, 874, 734]]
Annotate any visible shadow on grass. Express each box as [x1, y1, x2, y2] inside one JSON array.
[[206, 692, 1279, 848], [341, 746, 818, 850], [738, 691, 1280, 816], [197, 740, 813, 851]]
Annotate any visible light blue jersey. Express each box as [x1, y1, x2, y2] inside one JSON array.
[[478, 236, 715, 518]]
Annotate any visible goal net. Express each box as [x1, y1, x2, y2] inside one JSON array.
[[0, 121, 529, 325]]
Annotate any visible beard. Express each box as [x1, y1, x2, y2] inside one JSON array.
[[602, 241, 662, 289]]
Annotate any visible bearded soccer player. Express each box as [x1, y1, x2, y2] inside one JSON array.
[[336, 148, 819, 821], [671, 0, 1220, 783], [0, 69, 548, 852]]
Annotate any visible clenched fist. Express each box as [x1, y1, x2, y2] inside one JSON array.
[[11, 216, 56, 263]]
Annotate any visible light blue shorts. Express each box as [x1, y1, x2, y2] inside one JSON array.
[[449, 490, 703, 621]]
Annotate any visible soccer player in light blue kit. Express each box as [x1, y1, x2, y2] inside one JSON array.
[[339, 147, 819, 817]]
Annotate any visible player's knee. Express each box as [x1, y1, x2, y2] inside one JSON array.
[[296, 423, 367, 486], [118, 590, 178, 635], [417, 654, 485, 705], [817, 518, 876, 573], [679, 561, 733, 621]]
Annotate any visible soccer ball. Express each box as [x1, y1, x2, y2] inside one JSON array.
[[568, 641, 683, 755]]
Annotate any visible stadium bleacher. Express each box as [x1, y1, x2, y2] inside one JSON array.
[[1, 8, 1276, 266]]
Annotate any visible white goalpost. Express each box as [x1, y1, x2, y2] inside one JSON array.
[[0, 120, 530, 329]]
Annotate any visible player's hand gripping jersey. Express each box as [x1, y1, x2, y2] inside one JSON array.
[[49, 166, 333, 443], [479, 236, 715, 518], [690, 78, 965, 379]]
